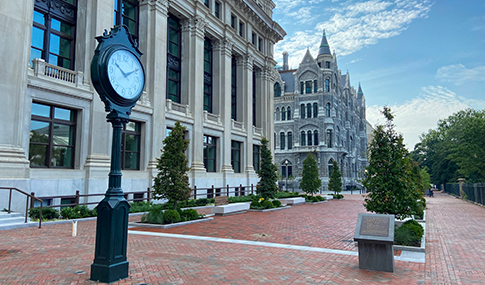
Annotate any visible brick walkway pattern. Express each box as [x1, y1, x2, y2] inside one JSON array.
[[0, 192, 484, 284]]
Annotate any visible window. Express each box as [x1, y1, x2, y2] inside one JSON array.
[[215, 2, 220, 18], [306, 131, 312, 146], [204, 38, 213, 112], [203, 135, 217, 172], [280, 132, 285, 150], [313, 103, 318, 118], [307, 103, 312, 118], [274, 82, 281, 97], [253, 71, 257, 126], [287, 107, 291, 120], [314, 130, 319, 146], [282, 162, 292, 178], [231, 14, 236, 29], [326, 103, 331, 117], [305, 81, 312, 94], [288, 132, 293, 149], [326, 129, 333, 148], [313, 80, 318, 93], [239, 21, 245, 38], [121, 121, 141, 170], [167, 14, 181, 103], [252, 33, 256, 45], [328, 159, 333, 176], [301, 131, 306, 146], [300, 104, 305, 119], [61, 197, 76, 210], [325, 61, 330, 68], [31, 1, 77, 70], [231, 141, 241, 173], [29, 102, 76, 168], [114, 0, 139, 39], [275, 107, 280, 121], [325, 79, 330, 92], [274, 133, 276, 149], [258, 38, 263, 52], [253, 145, 260, 172], [204, 0, 209, 8], [231, 56, 237, 120], [281, 107, 286, 121]]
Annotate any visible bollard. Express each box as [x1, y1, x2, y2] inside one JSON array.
[[72, 220, 77, 237]]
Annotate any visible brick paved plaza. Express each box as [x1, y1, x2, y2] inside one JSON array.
[[1, 192, 485, 284]]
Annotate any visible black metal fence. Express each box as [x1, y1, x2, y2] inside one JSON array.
[[444, 183, 485, 206], [444, 183, 460, 197]]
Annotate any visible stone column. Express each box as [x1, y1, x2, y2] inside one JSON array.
[[0, 1, 33, 178], [220, 38, 235, 174], [263, 66, 275, 155], [243, 54, 255, 175], [458, 178, 466, 199]]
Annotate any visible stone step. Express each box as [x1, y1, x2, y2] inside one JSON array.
[[0, 216, 29, 225], [0, 211, 23, 218]]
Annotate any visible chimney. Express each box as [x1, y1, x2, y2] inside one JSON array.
[[282, 51, 288, 71]]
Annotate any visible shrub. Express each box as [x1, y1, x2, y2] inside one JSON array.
[[163, 209, 181, 224], [29, 207, 60, 220], [196, 198, 208, 206], [275, 191, 300, 199], [272, 200, 282, 207], [261, 200, 274, 209], [208, 198, 215, 204], [60, 205, 96, 219], [144, 206, 164, 224], [129, 201, 153, 213], [250, 200, 264, 209], [394, 220, 424, 247], [332, 194, 344, 199], [316, 196, 325, 201], [402, 220, 424, 237], [180, 209, 199, 221], [229, 196, 258, 203]]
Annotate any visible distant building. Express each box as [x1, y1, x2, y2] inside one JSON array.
[[274, 31, 368, 191]]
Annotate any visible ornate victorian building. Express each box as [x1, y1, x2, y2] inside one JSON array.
[[274, 31, 368, 191], [0, 0, 284, 212]]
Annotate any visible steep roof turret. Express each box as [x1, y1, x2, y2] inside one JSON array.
[[318, 29, 331, 55]]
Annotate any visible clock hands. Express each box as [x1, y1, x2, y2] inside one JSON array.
[[115, 62, 138, 78], [115, 62, 128, 77], [124, 68, 139, 77]]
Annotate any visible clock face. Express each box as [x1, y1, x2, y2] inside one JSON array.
[[107, 49, 145, 100]]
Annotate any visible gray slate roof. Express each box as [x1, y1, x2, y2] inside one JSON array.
[[318, 30, 331, 55]]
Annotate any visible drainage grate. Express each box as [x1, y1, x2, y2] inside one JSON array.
[[74, 270, 86, 274]]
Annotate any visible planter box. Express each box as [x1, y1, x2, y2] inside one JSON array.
[[278, 197, 305, 205], [212, 202, 250, 216], [128, 217, 214, 229]]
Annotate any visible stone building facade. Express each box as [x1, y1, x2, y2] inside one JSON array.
[[0, 0, 285, 213], [274, 31, 368, 191]]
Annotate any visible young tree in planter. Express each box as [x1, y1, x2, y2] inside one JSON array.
[[256, 137, 278, 199], [153, 121, 191, 210], [361, 107, 419, 219], [328, 160, 343, 196], [300, 152, 321, 196]]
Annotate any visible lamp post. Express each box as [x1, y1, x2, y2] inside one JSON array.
[[285, 159, 288, 191]]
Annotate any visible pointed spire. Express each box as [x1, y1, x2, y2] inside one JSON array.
[[318, 29, 331, 55], [358, 82, 363, 95]]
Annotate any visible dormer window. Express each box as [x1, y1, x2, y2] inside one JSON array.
[[325, 61, 330, 68]]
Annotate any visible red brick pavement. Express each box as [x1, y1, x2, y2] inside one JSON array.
[[0, 193, 483, 284]]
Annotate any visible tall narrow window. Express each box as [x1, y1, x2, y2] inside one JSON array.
[[300, 104, 305, 119], [253, 145, 260, 172], [300, 82, 304, 94], [326, 103, 331, 117], [325, 79, 330, 92], [305, 81, 312, 94], [326, 129, 333, 148], [314, 130, 319, 146], [115, 0, 139, 39], [281, 107, 286, 121], [301, 131, 306, 146], [313, 103, 318, 118], [121, 121, 141, 170], [280, 132, 285, 150], [307, 131, 312, 146], [274, 82, 281, 97], [231, 56, 237, 120], [252, 71, 256, 126], [203, 135, 217, 172], [328, 159, 333, 177], [275, 107, 280, 121], [274, 133, 276, 149], [307, 103, 312, 118], [31, 1, 77, 70], [325, 61, 330, 68], [231, 14, 236, 29], [29, 102, 76, 168], [288, 132, 293, 149], [204, 38, 213, 112], [313, 79, 318, 93], [215, 2, 220, 18], [231, 141, 241, 173], [258, 38, 263, 52], [282, 162, 292, 178], [239, 21, 244, 38], [167, 14, 181, 103], [252, 33, 256, 45], [204, 0, 209, 8], [287, 107, 291, 120]]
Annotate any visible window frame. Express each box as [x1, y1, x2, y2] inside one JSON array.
[[203, 135, 217, 172], [280, 132, 285, 150], [313, 103, 318, 118], [114, 0, 139, 39], [167, 14, 182, 103], [231, 140, 242, 173], [253, 145, 260, 172], [231, 56, 237, 120], [300, 104, 305, 119], [121, 121, 141, 170], [204, 37, 213, 112], [287, 132, 293, 150]]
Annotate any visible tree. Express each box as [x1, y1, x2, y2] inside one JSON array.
[[300, 152, 321, 196], [328, 160, 342, 195], [361, 107, 419, 219], [152, 121, 191, 210], [256, 137, 278, 199]]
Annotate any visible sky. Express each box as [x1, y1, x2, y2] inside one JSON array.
[[272, 0, 485, 150]]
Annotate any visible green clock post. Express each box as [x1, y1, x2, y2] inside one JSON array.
[[89, 25, 145, 283]]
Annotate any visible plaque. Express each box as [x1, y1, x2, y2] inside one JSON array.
[[359, 216, 390, 237]]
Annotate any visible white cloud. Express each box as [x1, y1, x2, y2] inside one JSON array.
[[287, 7, 314, 24], [436, 64, 485, 86], [366, 86, 479, 150]]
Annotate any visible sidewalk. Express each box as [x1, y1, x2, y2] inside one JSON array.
[[0, 192, 484, 284]]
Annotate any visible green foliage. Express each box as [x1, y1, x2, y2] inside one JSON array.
[[228, 195, 258, 203], [196, 198, 209, 206], [163, 209, 181, 224], [256, 138, 278, 199], [153, 121, 191, 210], [328, 160, 342, 194], [29, 207, 60, 220], [332, 194, 344, 199], [143, 206, 164, 224], [60, 205, 97, 219], [275, 191, 300, 198], [261, 200, 274, 209], [272, 200, 282, 207], [394, 220, 424, 247], [180, 209, 200, 221], [250, 200, 264, 209], [300, 152, 321, 196], [361, 107, 420, 219], [129, 201, 153, 213]]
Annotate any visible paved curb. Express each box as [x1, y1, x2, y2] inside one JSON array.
[[129, 217, 214, 229], [248, 206, 291, 212]]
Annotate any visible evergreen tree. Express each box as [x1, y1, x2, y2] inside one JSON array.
[[328, 160, 342, 195], [153, 121, 191, 210], [361, 107, 419, 219], [256, 137, 278, 199], [300, 152, 321, 196]]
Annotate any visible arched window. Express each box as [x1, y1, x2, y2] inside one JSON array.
[[313, 103, 318, 118], [274, 82, 281, 97], [280, 132, 285, 150], [326, 129, 332, 148], [314, 130, 319, 145], [325, 79, 330, 92], [281, 107, 286, 121], [307, 131, 312, 146], [275, 107, 280, 121], [313, 80, 318, 93], [326, 103, 331, 117], [305, 81, 312, 94], [288, 132, 293, 149], [328, 159, 333, 177], [287, 107, 291, 120], [301, 131, 306, 146], [282, 161, 292, 179], [307, 103, 312, 118], [301, 104, 305, 118]]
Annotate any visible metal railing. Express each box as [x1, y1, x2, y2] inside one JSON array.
[[444, 183, 485, 206], [1, 187, 43, 228], [192, 184, 254, 199]]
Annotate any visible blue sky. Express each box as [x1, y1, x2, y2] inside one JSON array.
[[273, 0, 485, 149]]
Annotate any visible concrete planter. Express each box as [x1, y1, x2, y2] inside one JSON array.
[[128, 217, 214, 229]]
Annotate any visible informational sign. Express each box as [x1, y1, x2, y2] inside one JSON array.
[[359, 215, 390, 237]]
